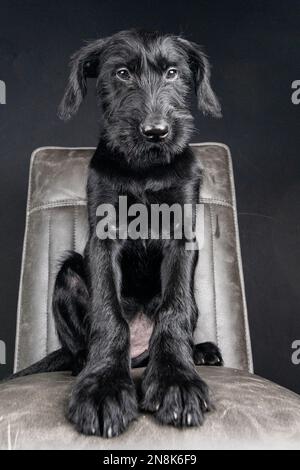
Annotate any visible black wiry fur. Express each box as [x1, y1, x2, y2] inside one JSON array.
[[10, 30, 223, 437]]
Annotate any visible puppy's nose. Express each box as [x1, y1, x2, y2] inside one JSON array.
[[140, 121, 169, 141]]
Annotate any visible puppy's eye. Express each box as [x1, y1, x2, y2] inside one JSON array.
[[116, 68, 131, 81], [166, 68, 178, 80]]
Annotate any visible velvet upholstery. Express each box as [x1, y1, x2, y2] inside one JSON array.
[[14, 144, 253, 373], [1, 143, 299, 450], [1, 368, 300, 450]]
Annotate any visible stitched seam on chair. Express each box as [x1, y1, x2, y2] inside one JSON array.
[[209, 204, 220, 347], [46, 213, 51, 356], [223, 153, 233, 206], [199, 198, 233, 208], [73, 206, 77, 252], [28, 200, 87, 215]]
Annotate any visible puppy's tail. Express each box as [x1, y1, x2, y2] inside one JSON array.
[[5, 348, 73, 381]]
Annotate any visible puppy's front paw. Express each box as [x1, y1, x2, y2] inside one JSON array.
[[193, 342, 223, 366], [141, 369, 212, 427], [68, 371, 138, 438]]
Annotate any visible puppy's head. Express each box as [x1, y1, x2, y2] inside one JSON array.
[[59, 30, 221, 161]]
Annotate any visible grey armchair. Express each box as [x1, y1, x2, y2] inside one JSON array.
[[0, 143, 299, 450]]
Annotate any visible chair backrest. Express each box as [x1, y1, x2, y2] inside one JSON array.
[[14, 143, 253, 373]]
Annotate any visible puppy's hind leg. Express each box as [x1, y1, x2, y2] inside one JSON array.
[[131, 344, 224, 369], [53, 251, 90, 376], [6, 252, 90, 382]]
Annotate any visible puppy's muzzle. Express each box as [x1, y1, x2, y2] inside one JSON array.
[[140, 120, 169, 142]]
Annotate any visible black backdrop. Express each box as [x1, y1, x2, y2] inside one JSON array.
[[0, 0, 299, 393]]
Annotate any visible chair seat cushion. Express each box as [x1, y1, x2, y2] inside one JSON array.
[[0, 367, 299, 450]]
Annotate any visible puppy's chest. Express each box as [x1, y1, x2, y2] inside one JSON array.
[[100, 182, 191, 207], [88, 173, 197, 240], [126, 188, 185, 209]]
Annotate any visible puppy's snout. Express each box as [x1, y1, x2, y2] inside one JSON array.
[[140, 120, 169, 142]]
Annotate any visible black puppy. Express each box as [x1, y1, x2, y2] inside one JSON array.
[[11, 30, 224, 438]]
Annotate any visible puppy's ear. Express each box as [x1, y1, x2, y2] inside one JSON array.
[[58, 39, 106, 120], [178, 38, 222, 118]]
